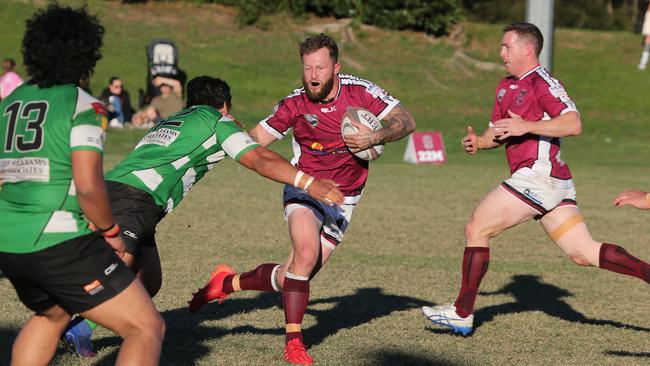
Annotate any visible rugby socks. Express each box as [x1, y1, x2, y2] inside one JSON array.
[[222, 263, 280, 294], [283, 272, 310, 344], [453, 247, 490, 318], [599, 243, 650, 284], [640, 44, 650, 69]]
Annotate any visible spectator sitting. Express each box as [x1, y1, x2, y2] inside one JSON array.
[[131, 76, 183, 128], [0, 58, 24, 99], [99, 76, 134, 128]]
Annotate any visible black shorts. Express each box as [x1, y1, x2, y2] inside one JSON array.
[[106, 181, 166, 258], [0, 233, 134, 314]]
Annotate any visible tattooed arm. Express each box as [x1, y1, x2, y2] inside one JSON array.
[[343, 103, 416, 152]]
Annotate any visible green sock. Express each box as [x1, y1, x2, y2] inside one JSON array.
[[84, 319, 98, 330]]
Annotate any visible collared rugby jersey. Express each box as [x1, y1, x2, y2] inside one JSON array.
[[0, 84, 107, 253], [259, 74, 399, 200], [490, 66, 578, 179], [106, 105, 259, 212]]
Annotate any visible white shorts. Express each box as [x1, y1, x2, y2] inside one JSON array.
[[283, 185, 356, 250], [501, 167, 577, 219]]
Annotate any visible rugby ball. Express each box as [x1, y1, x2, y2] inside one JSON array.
[[341, 107, 384, 161]]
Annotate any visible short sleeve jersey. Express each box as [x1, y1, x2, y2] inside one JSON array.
[[0, 83, 107, 253], [490, 66, 578, 180], [259, 74, 399, 199], [106, 105, 258, 212]]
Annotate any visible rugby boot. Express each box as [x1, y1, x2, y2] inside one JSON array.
[[284, 338, 313, 365], [61, 317, 97, 358], [421, 304, 474, 336], [189, 263, 234, 312]]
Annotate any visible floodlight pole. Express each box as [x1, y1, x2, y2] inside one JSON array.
[[526, 0, 555, 71]]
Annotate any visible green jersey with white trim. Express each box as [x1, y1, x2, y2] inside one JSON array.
[[0, 83, 108, 253], [106, 105, 259, 212]]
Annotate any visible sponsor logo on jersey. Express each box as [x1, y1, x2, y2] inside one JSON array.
[[366, 83, 388, 100], [509, 84, 518, 89], [136, 128, 181, 148], [0, 157, 50, 182], [497, 88, 506, 102], [516, 89, 528, 105], [304, 114, 319, 127], [311, 142, 324, 151], [321, 105, 337, 113], [549, 84, 568, 99], [83, 279, 105, 295], [104, 262, 118, 275]]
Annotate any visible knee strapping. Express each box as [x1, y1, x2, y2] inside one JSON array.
[[549, 214, 584, 241]]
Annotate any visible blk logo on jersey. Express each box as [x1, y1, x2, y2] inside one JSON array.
[[320, 106, 336, 113], [304, 114, 318, 127]]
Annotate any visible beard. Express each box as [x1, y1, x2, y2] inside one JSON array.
[[303, 74, 335, 103]]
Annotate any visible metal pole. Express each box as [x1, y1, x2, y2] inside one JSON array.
[[526, 0, 555, 71]]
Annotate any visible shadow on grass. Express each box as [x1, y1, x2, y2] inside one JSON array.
[[604, 350, 650, 358], [474, 274, 650, 332], [366, 349, 462, 366]]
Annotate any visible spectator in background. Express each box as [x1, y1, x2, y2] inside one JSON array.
[[131, 76, 183, 128], [99, 76, 135, 128], [0, 58, 24, 99], [639, 3, 650, 70]]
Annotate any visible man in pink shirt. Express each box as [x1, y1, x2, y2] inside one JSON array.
[[0, 58, 24, 99], [421, 22, 650, 336]]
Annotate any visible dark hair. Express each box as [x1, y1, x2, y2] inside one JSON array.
[[299, 33, 338, 63], [503, 22, 543, 57], [2, 58, 16, 69], [22, 4, 104, 88], [109, 76, 120, 85], [186, 76, 232, 110]]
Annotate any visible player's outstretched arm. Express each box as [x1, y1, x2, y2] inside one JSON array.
[[249, 124, 279, 147], [613, 189, 650, 210], [461, 126, 502, 155], [71, 150, 126, 255], [238, 146, 344, 206]]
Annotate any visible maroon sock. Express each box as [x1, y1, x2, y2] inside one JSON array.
[[599, 243, 650, 284], [283, 274, 310, 344], [222, 263, 279, 294], [453, 247, 490, 318]]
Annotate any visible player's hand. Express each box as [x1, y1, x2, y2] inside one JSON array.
[[493, 110, 531, 140], [343, 119, 380, 153], [104, 235, 126, 258], [613, 189, 650, 210], [306, 179, 344, 206], [461, 126, 479, 155]]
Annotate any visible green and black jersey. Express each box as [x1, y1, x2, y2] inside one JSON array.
[[0, 83, 108, 253], [106, 105, 259, 212]]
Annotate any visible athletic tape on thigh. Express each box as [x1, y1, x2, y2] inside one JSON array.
[[549, 214, 584, 241]]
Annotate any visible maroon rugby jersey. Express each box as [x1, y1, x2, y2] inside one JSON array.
[[490, 66, 578, 179], [259, 74, 399, 199]]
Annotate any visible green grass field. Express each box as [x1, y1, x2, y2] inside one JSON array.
[[1, 1, 649, 365]]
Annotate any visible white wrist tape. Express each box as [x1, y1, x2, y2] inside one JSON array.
[[303, 176, 315, 191], [293, 171, 305, 188]]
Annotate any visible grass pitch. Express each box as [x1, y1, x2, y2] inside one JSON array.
[[0, 1, 649, 365]]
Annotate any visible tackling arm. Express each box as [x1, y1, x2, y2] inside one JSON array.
[[492, 110, 582, 140], [237, 146, 344, 206]]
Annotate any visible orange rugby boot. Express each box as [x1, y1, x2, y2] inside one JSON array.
[[188, 263, 234, 312]]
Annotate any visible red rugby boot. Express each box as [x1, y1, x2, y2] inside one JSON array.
[[189, 263, 234, 312], [284, 338, 313, 365]]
